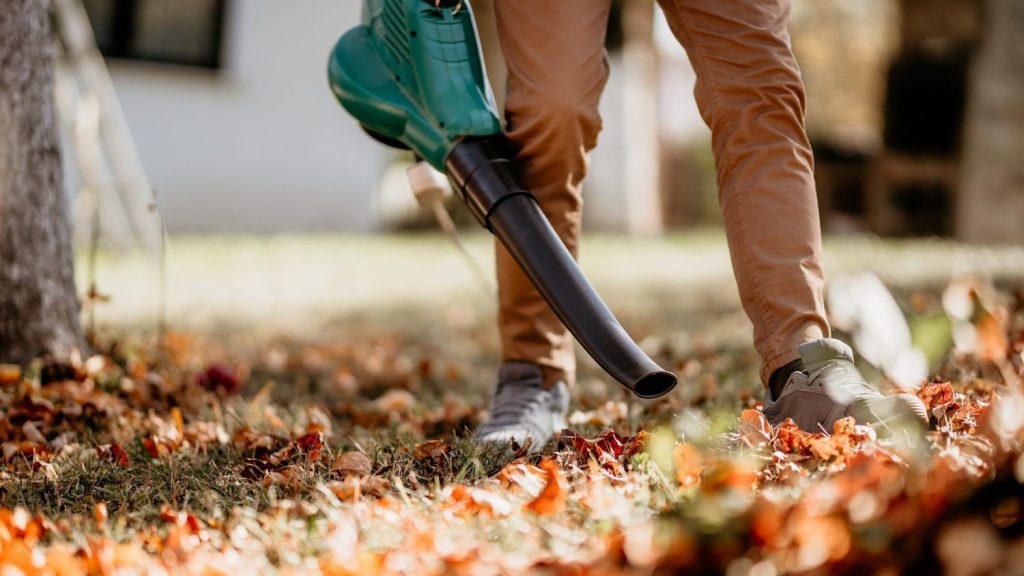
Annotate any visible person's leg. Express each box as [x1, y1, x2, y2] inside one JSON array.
[[655, 0, 828, 387], [656, 0, 927, 432], [475, 1, 612, 449], [493, 0, 613, 390]]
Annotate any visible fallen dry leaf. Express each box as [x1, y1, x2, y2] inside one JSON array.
[[331, 451, 371, 479], [524, 458, 565, 515], [0, 363, 21, 385], [976, 310, 1008, 363], [97, 443, 130, 468], [447, 484, 514, 517], [296, 432, 325, 462], [195, 363, 241, 394], [413, 439, 449, 462], [738, 409, 772, 445], [673, 443, 703, 490], [917, 382, 956, 413]]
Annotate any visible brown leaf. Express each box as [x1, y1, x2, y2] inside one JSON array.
[[232, 427, 285, 454], [332, 451, 371, 479], [372, 389, 416, 413], [413, 439, 449, 462], [21, 422, 46, 445], [361, 475, 390, 497], [262, 469, 303, 489], [524, 458, 565, 515], [329, 475, 390, 501]]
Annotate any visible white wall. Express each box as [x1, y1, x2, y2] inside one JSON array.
[[94, 0, 389, 233], [81, 1, 708, 235]]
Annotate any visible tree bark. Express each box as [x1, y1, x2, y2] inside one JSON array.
[[622, 0, 663, 235], [957, 0, 1024, 244], [0, 0, 86, 363]]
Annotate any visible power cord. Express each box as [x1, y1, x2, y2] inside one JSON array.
[[406, 161, 495, 299]]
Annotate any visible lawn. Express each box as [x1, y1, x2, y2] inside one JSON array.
[[0, 231, 1021, 574]]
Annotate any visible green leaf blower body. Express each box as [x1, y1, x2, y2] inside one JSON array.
[[328, 0, 676, 398]]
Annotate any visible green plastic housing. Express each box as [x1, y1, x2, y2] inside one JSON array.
[[327, 0, 502, 171]]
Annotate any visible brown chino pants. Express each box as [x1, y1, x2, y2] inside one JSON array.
[[493, 0, 830, 389]]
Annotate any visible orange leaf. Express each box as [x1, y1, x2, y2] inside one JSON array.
[[170, 407, 184, 435], [738, 409, 771, 445], [497, 459, 547, 493], [448, 484, 513, 517], [524, 458, 565, 515], [92, 503, 110, 535], [807, 436, 838, 460], [775, 420, 812, 453], [916, 382, 955, 412], [0, 364, 22, 385], [673, 443, 703, 490], [623, 430, 650, 459], [976, 311, 1008, 362]]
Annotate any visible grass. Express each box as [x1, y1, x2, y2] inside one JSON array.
[[0, 232, 1015, 572]]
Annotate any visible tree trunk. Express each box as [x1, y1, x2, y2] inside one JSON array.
[[621, 0, 663, 235], [957, 0, 1024, 243], [0, 0, 86, 364]]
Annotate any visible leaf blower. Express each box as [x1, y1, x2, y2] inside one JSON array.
[[327, 0, 677, 398]]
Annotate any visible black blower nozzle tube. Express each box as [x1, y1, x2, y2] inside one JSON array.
[[446, 137, 677, 399]]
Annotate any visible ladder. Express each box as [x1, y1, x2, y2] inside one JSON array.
[[52, 0, 164, 258]]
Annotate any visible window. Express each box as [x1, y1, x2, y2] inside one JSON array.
[[82, 0, 228, 70]]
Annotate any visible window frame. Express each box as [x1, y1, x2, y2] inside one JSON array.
[[85, 0, 229, 70]]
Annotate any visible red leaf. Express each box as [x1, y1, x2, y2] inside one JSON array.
[[195, 363, 240, 394], [563, 430, 630, 460], [296, 432, 324, 462], [97, 443, 130, 468], [142, 437, 161, 459]]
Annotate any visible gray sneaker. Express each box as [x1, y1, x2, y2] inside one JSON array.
[[763, 338, 928, 433], [475, 361, 569, 451]]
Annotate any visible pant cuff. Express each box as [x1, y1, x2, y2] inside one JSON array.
[[760, 348, 803, 388]]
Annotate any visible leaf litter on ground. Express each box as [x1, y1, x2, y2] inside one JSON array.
[[0, 280, 1021, 574]]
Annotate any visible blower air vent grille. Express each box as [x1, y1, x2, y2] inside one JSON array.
[[381, 0, 411, 66]]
